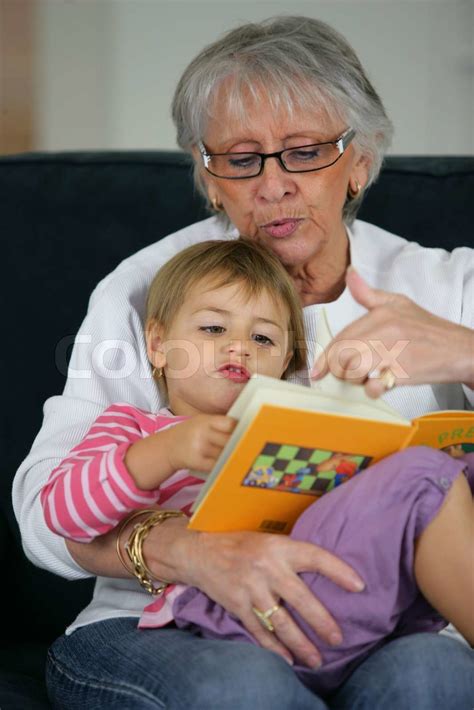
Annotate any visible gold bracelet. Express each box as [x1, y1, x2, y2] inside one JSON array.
[[119, 509, 187, 596], [116, 509, 157, 576]]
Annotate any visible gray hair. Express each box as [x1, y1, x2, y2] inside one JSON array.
[[172, 15, 393, 224]]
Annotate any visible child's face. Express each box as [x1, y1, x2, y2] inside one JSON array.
[[147, 278, 293, 416]]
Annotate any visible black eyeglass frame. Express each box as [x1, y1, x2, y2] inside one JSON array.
[[198, 127, 356, 180]]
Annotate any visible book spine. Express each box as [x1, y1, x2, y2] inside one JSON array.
[[400, 422, 420, 450]]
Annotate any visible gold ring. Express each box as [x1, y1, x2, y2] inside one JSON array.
[[368, 367, 396, 391], [252, 604, 281, 632], [379, 367, 396, 391]]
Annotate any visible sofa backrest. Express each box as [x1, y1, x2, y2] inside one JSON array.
[[1, 151, 473, 644]]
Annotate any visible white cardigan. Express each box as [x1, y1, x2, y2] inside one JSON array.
[[13, 217, 474, 610]]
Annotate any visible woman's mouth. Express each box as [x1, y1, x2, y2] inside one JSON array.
[[261, 218, 303, 238]]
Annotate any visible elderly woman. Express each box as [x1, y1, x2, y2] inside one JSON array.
[[14, 15, 473, 710]]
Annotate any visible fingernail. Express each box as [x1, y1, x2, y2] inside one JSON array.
[[284, 655, 294, 666], [352, 578, 365, 592], [329, 631, 343, 646], [308, 655, 322, 669]]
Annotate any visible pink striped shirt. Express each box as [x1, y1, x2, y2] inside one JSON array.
[[41, 403, 205, 628]]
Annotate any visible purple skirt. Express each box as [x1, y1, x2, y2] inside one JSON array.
[[173, 446, 472, 695]]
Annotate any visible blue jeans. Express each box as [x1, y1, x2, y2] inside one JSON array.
[[46, 618, 474, 709]]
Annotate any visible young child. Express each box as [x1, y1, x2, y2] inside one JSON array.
[[40, 239, 473, 696]]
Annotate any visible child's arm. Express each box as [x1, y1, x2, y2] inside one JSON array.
[[124, 414, 236, 490], [40, 404, 234, 543], [40, 403, 168, 542]]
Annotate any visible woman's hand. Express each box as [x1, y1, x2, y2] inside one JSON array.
[[312, 267, 474, 398], [69, 508, 364, 668], [173, 526, 364, 669]]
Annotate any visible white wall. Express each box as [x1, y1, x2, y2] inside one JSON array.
[[35, 0, 113, 150], [35, 0, 474, 154]]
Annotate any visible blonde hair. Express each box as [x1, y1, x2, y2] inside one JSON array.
[[146, 239, 307, 378]]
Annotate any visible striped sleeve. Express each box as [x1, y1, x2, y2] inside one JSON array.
[[40, 404, 164, 542]]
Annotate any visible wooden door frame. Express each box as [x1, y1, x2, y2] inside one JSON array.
[[0, 0, 35, 154]]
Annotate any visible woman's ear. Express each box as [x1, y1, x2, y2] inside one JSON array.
[[190, 145, 221, 208], [350, 152, 371, 192], [191, 144, 211, 187], [145, 319, 167, 370]]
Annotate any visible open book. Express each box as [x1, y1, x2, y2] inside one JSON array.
[[188, 310, 474, 534]]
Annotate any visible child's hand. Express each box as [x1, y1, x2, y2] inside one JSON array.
[[167, 414, 237, 474]]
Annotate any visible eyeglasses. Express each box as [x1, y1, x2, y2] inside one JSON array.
[[198, 128, 355, 180]]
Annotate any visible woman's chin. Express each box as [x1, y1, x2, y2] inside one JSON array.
[[261, 235, 316, 268]]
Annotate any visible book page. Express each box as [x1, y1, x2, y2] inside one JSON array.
[[309, 307, 401, 418], [228, 376, 407, 425]]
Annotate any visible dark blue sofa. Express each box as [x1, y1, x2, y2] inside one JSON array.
[[1, 151, 473, 708]]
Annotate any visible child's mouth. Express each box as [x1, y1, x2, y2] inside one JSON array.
[[218, 364, 250, 383]]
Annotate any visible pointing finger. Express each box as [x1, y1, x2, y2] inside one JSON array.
[[346, 266, 397, 311]]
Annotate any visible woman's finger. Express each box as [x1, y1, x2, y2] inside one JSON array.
[[310, 310, 379, 381], [345, 266, 399, 310], [311, 270, 406, 382], [240, 607, 300, 667], [241, 541, 365, 664], [274, 576, 345, 652], [291, 540, 365, 593], [329, 343, 403, 394], [241, 602, 323, 669]]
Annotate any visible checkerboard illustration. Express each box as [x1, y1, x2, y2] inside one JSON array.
[[242, 442, 372, 496]]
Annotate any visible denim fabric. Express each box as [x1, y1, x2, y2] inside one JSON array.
[[46, 618, 474, 709], [46, 618, 325, 709], [329, 632, 474, 710]]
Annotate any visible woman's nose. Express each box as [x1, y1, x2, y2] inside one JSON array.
[[255, 157, 296, 203]]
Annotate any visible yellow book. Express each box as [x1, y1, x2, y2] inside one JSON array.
[[188, 311, 474, 534], [188, 375, 473, 533]]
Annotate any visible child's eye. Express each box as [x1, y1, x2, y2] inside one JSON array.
[[199, 325, 225, 334], [253, 333, 275, 346]]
